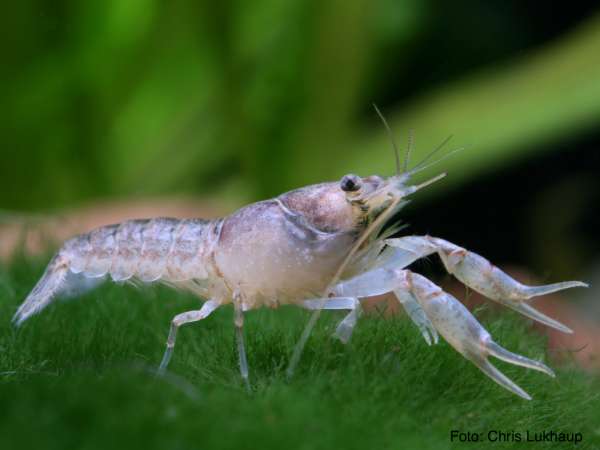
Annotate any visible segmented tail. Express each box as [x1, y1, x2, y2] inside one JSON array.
[[13, 254, 70, 327]]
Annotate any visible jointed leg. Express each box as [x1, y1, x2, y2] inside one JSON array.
[[304, 236, 584, 398], [233, 298, 250, 390], [158, 299, 220, 374], [331, 266, 555, 399], [302, 297, 361, 343], [386, 236, 587, 333], [332, 265, 438, 345], [400, 270, 554, 400]]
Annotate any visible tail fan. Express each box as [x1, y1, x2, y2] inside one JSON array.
[[13, 254, 70, 327]]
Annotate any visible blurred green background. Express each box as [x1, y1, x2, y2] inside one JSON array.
[[2, 0, 600, 278], [2, 3, 600, 448]]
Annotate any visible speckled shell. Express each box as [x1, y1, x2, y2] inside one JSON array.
[[60, 181, 369, 308], [62, 218, 219, 285], [213, 182, 363, 308]]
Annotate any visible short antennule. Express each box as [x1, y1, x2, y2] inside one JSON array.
[[404, 128, 414, 173], [409, 135, 455, 175]]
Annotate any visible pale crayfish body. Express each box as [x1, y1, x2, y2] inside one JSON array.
[[14, 156, 587, 399]]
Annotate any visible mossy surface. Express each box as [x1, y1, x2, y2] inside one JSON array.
[[1, 259, 598, 450]]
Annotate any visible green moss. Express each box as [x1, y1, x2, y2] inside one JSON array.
[[1, 261, 598, 450]]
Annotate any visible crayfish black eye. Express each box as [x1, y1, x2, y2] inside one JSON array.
[[340, 174, 362, 192]]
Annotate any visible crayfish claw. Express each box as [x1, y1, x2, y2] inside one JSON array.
[[485, 340, 555, 378], [498, 301, 573, 334], [403, 271, 555, 399], [472, 357, 532, 401]]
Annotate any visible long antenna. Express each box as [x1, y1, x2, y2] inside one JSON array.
[[409, 147, 463, 176], [404, 128, 414, 173], [372, 103, 400, 176]]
